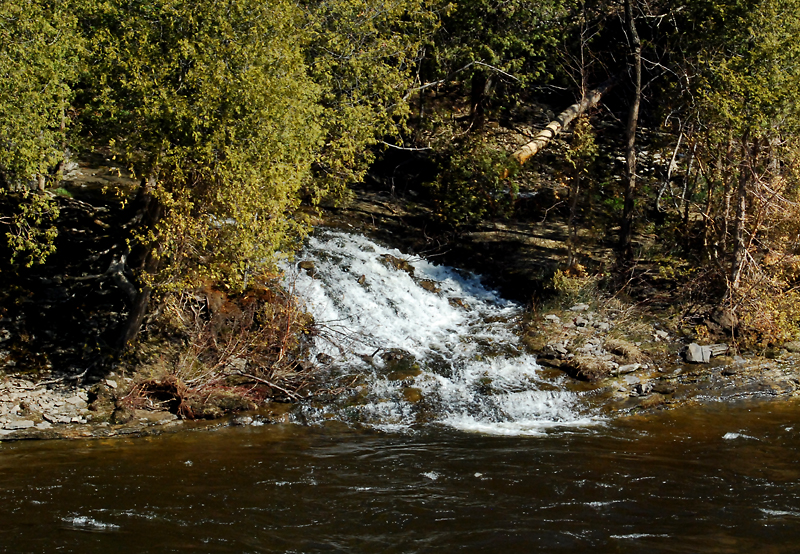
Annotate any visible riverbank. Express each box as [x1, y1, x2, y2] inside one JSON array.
[[2, 179, 800, 441]]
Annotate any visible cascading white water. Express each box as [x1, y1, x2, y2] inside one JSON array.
[[285, 229, 599, 435]]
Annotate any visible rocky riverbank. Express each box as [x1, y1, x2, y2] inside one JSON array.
[[525, 301, 800, 415], [3, 179, 800, 441]]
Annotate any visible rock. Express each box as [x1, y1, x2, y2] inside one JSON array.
[[632, 382, 653, 396], [66, 396, 87, 408], [544, 314, 561, 323], [36, 421, 52, 430], [784, 341, 800, 353], [563, 356, 614, 382], [622, 374, 640, 385], [5, 419, 34, 430], [298, 260, 315, 275], [640, 393, 667, 409], [651, 383, 676, 395], [570, 303, 590, 312], [402, 387, 423, 403], [712, 307, 739, 332], [546, 342, 569, 358], [575, 316, 588, 327], [708, 344, 729, 356], [226, 357, 247, 372], [686, 343, 711, 363], [418, 279, 440, 293], [595, 322, 610, 331], [617, 363, 641, 374], [381, 254, 415, 276], [105, 379, 118, 389]]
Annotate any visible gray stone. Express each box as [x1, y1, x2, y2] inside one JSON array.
[[708, 344, 729, 357], [617, 363, 641, 374], [570, 303, 590, 312], [5, 419, 34, 430], [35, 421, 52, 430], [686, 343, 711, 363], [544, 314, 561, 323], [575, 316, 588, 327], [66, 396, 87, 408], [784, 341, 800, 353], [105, 379, 118, 389], [547, 343, 568, 357]]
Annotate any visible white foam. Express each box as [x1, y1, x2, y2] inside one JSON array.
[[62, 516, 120, 530], [723, 432, 758, 440], [287, 230, 599, 435]]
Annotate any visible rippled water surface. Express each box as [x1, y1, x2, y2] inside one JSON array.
[[2, 399, 800, 552]]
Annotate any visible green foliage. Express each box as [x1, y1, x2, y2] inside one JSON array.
[[302, 0, 438, 201], [2, 191, 59, 267], [430, 0, 567, 87], [0, 0, 80, 187], [0, 0, 80, 264], [565, 116, 598, 172], [547, 267, 599, 306], [424, 130, 517, 226], [79, 0, 324, 290]]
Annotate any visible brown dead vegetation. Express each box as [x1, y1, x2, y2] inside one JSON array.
[[119, 274, 319, 419]]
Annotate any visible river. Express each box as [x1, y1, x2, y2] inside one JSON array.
[[2, 400, 800, 552], [2, 230, 799, 551]]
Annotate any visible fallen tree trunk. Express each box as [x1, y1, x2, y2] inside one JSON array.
[[511, 79, 614, 167]]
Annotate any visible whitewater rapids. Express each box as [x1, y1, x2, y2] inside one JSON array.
[[285, 230, 599, 435]]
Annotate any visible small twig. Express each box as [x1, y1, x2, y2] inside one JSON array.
[[236, 372, 301, 401]]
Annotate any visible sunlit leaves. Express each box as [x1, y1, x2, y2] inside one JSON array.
[[81, 0, 323, 290]]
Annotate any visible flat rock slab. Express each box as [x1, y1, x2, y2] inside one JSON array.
[[686, 343, 712, 363]]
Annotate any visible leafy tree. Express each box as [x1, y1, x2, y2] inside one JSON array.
[[0, 0, 79, 187], [0, 0, 81, 265], [301, 0, 438, 200], [77, 0, 324, 342]]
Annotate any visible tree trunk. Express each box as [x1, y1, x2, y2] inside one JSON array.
[[618, 0, 642, 261], [567, 162, 583, 267], [118, 175, 162, 348], [511, 79, 614, 167], [469, 70, 493, 130], [730, 143, 749, 292]]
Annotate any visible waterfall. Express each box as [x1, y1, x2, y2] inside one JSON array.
[[286, 230, 599, 435]]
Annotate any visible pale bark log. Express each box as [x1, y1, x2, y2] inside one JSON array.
[[511, 79, 613, 167]]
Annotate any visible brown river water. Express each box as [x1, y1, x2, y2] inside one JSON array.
[[1, 397, 800, 553]]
